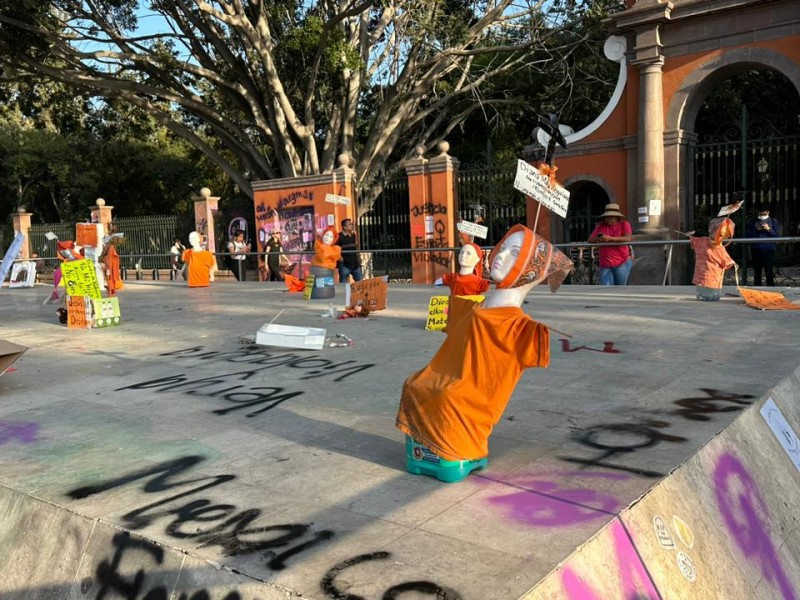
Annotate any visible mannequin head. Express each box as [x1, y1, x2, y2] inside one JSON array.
[[709, 217, 734, 246], [189, 231, 202, 250], [488, 224, 573, 291], [458, 242, 483, 276], [321, 227, 338, 246]]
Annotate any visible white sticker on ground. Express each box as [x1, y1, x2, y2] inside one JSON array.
[[677, 552, 697, 583], [760, 397, 800, 473], [653, 515, 675, 549]]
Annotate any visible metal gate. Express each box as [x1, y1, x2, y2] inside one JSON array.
[[694, 105, 800, 276]]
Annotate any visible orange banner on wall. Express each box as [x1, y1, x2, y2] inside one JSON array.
[[739, 287, 800, 311]]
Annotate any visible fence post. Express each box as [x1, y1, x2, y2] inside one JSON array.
[[192, 187, 220, 255], [90, 198, 114, 235]]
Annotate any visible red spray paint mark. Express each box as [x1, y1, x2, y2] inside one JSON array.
[[560, 339, 621, 354]]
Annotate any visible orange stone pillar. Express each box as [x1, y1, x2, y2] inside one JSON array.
[[405, 147, 432, 283], [90, 198, 114, 236], [427, 143, 459, 282], [11, 210, 33, 259], [192, 187, 220, 252]]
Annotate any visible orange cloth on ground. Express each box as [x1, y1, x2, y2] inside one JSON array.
[[182, 249, 215, 288], [441, 272, 490, 296], [396, 296, 550, 461], [739, 288, 800, 311], [102, 245, 123, 295], [284, 274, 305, 293], [311, 239, 342, 270], [690, 237, 735, 288]]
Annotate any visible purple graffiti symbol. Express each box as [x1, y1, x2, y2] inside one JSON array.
[[487, 480, 620, 527], [714, 452, 797, 600], [0, 421, 39, 444]]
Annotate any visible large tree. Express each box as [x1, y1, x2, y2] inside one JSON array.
[[0, 0, 622, 214]]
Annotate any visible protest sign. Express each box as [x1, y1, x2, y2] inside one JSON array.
[[76, 223, 99, 248], [347, 276, 388, 311], [67, 296, 93, 329], [92, 297, 122, 327], [303, 274, 316, 300], [425, 295, 485, 331], [457, 220, 488, 240], [513, 160, 570, 218], [0, 340, 27, 376], [62, 259, 102, 299]]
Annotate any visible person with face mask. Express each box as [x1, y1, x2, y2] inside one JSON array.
[[396, 224, 573, 482], [745, 203, 780, 286]]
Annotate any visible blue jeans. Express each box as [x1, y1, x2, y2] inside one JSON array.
[[338, 263, 363, 283], [599, 259, 633, 285]]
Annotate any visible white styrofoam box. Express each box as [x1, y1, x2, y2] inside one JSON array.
[[255, 323, 327, 350]]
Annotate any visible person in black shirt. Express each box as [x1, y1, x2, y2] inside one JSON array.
[[264, 230, 285, 281], [336, 218, 363, 283]]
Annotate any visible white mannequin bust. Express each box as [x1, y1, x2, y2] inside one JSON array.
[[457, 243, 480, 276], [483, 230, 531, 308], [322, 230, 335, 245], [189, 231, 202, 251]]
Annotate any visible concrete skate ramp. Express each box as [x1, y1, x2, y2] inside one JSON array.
[[2, 282, 800, 599], [525, 368, 800, 600]]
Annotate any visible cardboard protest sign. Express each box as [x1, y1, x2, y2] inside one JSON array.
[[347, 276, 388, 311], [76, 223, 99, 248], [457, 220, 488, 240], [0, 233, 25, 286], [425, 295, 485, 331], [513, 160, 570, 218], [0, 340, 27, 376], [9, 262, 36, 288], [739, 288, 800, 311], [67, 296, 93, 329], [61, 259, 102, 299], [92, 297, 122, 327]]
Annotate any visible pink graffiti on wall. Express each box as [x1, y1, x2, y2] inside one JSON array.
[[714, 452, 797, 600], [560, 519, 659, 600]]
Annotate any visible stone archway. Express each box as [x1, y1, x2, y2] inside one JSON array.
[[556, 176, 612, 245]]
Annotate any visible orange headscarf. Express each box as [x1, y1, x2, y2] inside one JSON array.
[[709, 217, 734, 246], [489, 224, 574, 291]]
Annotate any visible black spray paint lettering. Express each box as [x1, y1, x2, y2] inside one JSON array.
[[320, 551, 462, 600], [561, 421, 687, 478], [159, 346, 375, 382], [559, 339, 621, 354], [671, 388, 754, 421], [91, 532, 242, 600], [68, 456, 334, 569], [115, 369, 303, 418], [411, 202, 448, 217]]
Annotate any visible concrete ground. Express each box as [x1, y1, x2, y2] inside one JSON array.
[[1, 280, 799, 599]]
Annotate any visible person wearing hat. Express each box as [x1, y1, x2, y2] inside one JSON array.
[[587, 203, 633, 285], [264, 229, 285, 281]]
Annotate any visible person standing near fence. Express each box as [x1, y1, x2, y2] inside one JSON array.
[[587, 203, 633, 286], [336, 218, 363, 283], [227, 230, 250, 281], [746, 203, 780, 286], [170, 238, 186, 280], [265, 230, 285, 282]]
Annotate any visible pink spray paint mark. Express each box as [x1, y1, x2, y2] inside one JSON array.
[[714, 452, 797, 600], [561, 519, 659, 600], [0, 420, 39, 444], [487, 479, 621, 527]]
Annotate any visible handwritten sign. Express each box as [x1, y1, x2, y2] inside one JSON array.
[[61, 259, 102, 300], [325, 193, 351, 205], [303, 274, 316, 300], [425, 295, 485, 331], [76, 223, 100, 248], [457, 220, 488, 239], [347, 276, 388, 311], [67, 296, 92, 329], [92, 297, 121, 328], [513, 160, 570, 218]]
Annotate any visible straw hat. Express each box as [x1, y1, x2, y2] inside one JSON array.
[[599, 203, 625, 218]]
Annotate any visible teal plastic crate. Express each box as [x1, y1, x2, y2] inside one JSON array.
[[405, 436, 487, 483]]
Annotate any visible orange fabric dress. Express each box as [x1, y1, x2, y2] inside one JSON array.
[[311, 240, 342, 270], [102, 245, 123, 295], [396, 296, 550, 461], [182, 249, 215, 288], [441, 272, 490, 297], [690, 237, 735, 288]]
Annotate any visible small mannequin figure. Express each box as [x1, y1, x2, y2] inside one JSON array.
[[182, 231, 216, 288], [311, 226, 342, 270], [690, 216, 737, 301], [439, 242, 490, 296], [396, 224, 573, 482]]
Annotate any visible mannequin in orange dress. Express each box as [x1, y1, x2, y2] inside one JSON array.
[[311, 227, 342, 270], [439, 242, 490, 297], [101, 238, 123, 296], [396, 224, 573, 482]]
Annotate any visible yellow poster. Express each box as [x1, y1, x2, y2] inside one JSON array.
[[303, 274, 315, 300], [425, 295, 484, 331], [62, 259, 102, 300]]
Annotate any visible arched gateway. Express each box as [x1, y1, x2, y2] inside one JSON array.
[[533, 0, 800, 283]]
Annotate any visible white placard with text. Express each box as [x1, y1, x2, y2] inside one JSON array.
[[513, 160, 570, 218]]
